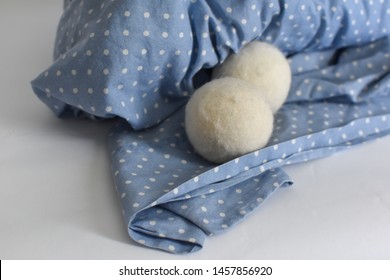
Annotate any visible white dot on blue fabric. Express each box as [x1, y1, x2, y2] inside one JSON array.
[[31, 0, 390, 254]]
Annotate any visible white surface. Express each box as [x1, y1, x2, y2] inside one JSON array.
[[1, 0, 390, 260]]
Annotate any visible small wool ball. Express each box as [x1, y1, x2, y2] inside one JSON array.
[[213, 41, 291, 113], [185, 77, 274, 163]]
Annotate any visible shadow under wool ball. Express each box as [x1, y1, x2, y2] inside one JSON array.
[[185, 77, 274, 163]]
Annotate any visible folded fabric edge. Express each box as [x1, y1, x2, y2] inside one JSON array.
[[150, 113, 390, 206], [109, 111, 390, 254], [125, 168, 292, 254], [128, 226, 204, 255]]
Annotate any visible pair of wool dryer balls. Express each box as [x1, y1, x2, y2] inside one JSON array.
[[185, 42, 292, 163]]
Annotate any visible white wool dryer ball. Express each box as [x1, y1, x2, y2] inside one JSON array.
[[213, 41, 291, 113], [185, 77, 274, 163]]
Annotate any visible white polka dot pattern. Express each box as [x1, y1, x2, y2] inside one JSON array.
[[32, 0, 390, 254], [32, 0, 390, 130]]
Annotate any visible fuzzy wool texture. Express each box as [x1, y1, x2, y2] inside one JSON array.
[[213, 41, 291, 113], [185, 77, 274, 163]]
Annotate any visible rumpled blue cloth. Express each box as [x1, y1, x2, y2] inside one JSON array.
[[32, 0, 390, 254]]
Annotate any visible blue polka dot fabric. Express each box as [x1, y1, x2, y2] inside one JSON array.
[[31, 0, 390, 254]]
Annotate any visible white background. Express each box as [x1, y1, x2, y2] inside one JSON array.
[[1, 0, 390, 260]]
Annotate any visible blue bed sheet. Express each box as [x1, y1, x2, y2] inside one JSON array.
[[32, 0, 390, 254]]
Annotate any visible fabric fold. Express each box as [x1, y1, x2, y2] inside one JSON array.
[[31, 0, 390, 130], [108, 98, 390, 253]]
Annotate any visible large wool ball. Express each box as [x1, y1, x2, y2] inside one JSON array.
[[213, 41, 291, 113], [185, 77, 274, 163]]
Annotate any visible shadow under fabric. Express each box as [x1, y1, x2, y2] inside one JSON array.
[[31, 0, 390, 254]]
